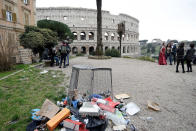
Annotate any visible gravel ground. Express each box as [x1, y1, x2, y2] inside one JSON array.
[[47, 57, 196, 131]]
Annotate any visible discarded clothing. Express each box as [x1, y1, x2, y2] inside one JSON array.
[[86, 116, 107, 131]]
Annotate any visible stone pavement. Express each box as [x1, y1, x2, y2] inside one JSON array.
[[47, 57, 196, 131]]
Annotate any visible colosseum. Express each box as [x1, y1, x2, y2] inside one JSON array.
[[36, 7, 140, 56]]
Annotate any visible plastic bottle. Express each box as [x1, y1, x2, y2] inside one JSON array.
[[105, 109, 127, 125]]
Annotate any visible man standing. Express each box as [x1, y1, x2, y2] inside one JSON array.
[[185, 43, 195, 72], [65, 42, 71, 66], [59, 40, 68, 68], [176, 43, 185, 73]]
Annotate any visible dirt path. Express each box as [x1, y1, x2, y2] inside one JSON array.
[[48, 57, 196, 131]]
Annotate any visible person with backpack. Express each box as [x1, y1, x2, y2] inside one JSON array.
[[59, 40, 68, 68], [65, 42, 71, 66], [185, 43, 195, 72]]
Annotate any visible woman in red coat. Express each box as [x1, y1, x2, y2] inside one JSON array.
[[159, 43, 167, 65]]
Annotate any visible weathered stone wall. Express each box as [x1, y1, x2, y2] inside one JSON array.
[[36, 7, 140, 56], [0, 0, 36, 64], [18, 48, 32, 64]]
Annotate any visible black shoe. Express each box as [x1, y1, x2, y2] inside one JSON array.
[[176, 70, 179, 73], [183, 71, 185, 73], [59, 66, 61, 68], [190, 70, 192, 72]]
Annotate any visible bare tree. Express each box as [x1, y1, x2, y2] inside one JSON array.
[[96, 0, 103, 56], [0, 31, 15, 71]]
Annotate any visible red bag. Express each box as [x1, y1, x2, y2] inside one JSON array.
[[98, 103, 115, 113], [104, 97, 120, 108]]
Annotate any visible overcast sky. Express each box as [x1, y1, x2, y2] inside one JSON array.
[[36, 0, 196, 42]]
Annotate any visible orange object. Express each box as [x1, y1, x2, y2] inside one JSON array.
[[46, 108, 70, 131]]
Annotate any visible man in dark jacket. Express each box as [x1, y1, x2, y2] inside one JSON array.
[[185, 43, 195, 72], [65, 42, 71, 66], [176, 43, 185, 73], [59, 40, 68, 68]]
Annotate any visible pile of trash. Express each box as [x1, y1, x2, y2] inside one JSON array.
[[27, 66, 160, 131], [27, 92, 142, 131]]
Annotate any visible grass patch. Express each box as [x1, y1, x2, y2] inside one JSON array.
[[123, 56, 133, 59], [0, 64, 30, 79], [76, 53, 85, 56], [137, 56, 155, 62], [0, 67, 65, 130]]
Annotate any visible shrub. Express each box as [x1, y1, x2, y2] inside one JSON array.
[[20, 26, 58, 56], [90, 51, 96, 56], [138, 56, 155, 62], [105, 49, 120, 57], [76, 53, 85, 56], [0, 31, 15, 71]]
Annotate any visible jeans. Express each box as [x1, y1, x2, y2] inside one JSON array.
[[167, 53, 173, 65], [66, 54, 69, 65], [54, 56, 59, 66], [59, 54, 66, 67], [172, 53, 176, 65]]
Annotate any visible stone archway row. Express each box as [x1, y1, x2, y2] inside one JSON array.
[[72, 31, 139, 42], [70, 45, 138, 55]]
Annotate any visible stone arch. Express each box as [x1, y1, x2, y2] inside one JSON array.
[[123, 46, 126, 53], [89, 46, 94, 55], [89, 32, 94, 40], [105, 46, 109, 51], [127, 46, 130, 53], [131, 46, 133, 52], [81, 46, 86, 54], [72, 47, 78, 54], [111, 33, 115, 41], [118, 46, 120, 51], [72, 32, 77, 40], [80, 32, 86, 40], [104, 32, 109, 40]]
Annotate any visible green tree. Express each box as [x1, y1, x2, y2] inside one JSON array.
[[147, 43, 152, 53], [20, 26, 58, 56], [20, 31, 44, 55], [151, 46, 155, 54], [40, 29, 58, 48], [37, 20, 73, 41]]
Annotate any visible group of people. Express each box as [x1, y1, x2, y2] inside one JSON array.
[[159, 42, 195, 73], [48, 40, 71, 68]]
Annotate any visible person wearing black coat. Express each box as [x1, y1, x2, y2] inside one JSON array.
[[185, 43, 195, 72], [176, 43, 185, 73], [49, 48, 55, 67]]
